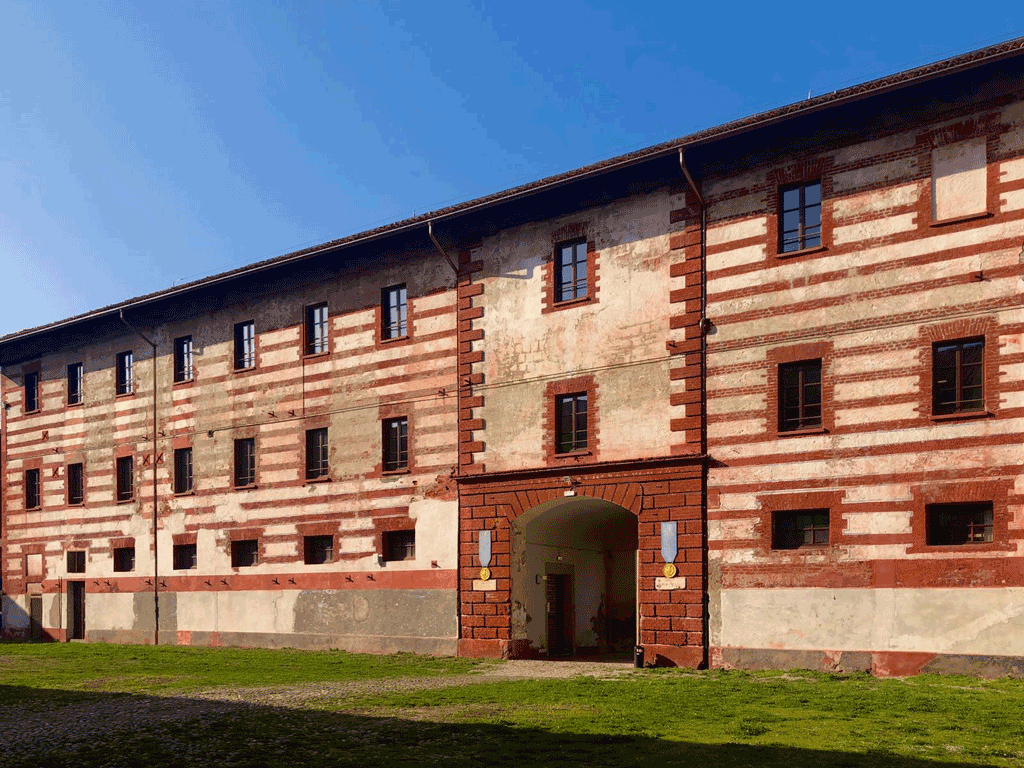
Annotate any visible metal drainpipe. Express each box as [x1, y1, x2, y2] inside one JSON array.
[[119, 310, 159, 645], [678, 148, 710, 668]]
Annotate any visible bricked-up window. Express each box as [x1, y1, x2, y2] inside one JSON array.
[[174, 448, 193, 494], [113, 546, 135, 572], [555, 240, 588, 302], [933, 338, 984, 415], [67, 463, 84, 505], [173, 335, 193, 382], [25, 468, 41, 510], [116, 351, 133, 395], [383, 529, 415, 562], [779, 181, 822, 253], [231, 539, 259, 567], [305, 302, 329, 355], [382, 417, 408, 471], [555, 393, 588, 453], [67, 362, 84, 405], [234, 438, 256, 487], [67, 550, 86, 574], [773, 510, 830, 549], [116, 456, 133, 501], [305, 427, 329, 480], [304, 535, 333, 565], [382, 284, 408, 340], [24, 371, 40, 412], [234, 320, 256, 370], [779, 359, 822, 431], [926, 502, 993, 545], [173, 543, 197, 570]]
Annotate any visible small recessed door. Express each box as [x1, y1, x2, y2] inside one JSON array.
[[67, 581, 86, 640], [546, 574, 573, 657], [29, 595, 43, 640]]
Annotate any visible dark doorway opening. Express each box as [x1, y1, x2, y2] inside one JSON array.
[[68, 581, 86, 640], [29, 594, 43, 640], [545, 573, 574, 657]]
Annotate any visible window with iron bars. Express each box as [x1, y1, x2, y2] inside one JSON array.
[[174, 336, 193, 382], [381, 284, 408, 340], [382, 417, 408, 471], [555, 240, 588, 303], [234, 321, 256, 370], [24, 371, 40, 412], [231, 539, 259, 568], [304, 535, 334, 565], [926, 502, 993, 545], [305, 428, 329, 480], [772, 510, 830, 549], [383, 529, 415, 562], [234, 438, 256, 487], [67, 362, 84, 405], [67, 462, 84, 505], [174, 447, 193, 494], [779, 181, 822, 253], [555, 393, 588, 453], [933, 338, 984, 415], [305, 303, 329, 355], [779, 359, 822, 432], [116, 456, 134, 501], [116, 351, 133, 395], [25, 468, 41, 510]]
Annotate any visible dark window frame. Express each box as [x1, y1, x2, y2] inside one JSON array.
[[779, 359, 823, 432], [932, 337, 985, 415], [554, 240, 589, 303], [67, 362, 84, 406], [772, 510, 831, 550], [67, 550, 86, 574], [305, 427, 329, 480], [113, 546, 135, 572], [305, 302, 330, 356], [926, 502, 994, 546], [25, 468, 41, 510], [382, 417, 409, 472], [116, 351, 133, 396], [173, 447, 194, 495], [67, 462, 85, 506], [173, 335, 194, 383], [24, 371, 40, 413], [233, 438, 256, 488], [555, 392, 588, 454], [304, 534, 334, 565], [779, 180, 823, 254], [173, 543, 197, 570], [231, 539, 259, 568], [234, 320, 256, 370], [116, 456, 134, 502], [381, 284, 408, 340], [382, 529, 416, 562]]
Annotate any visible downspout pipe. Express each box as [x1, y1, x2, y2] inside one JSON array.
[[119, 309, 159, 646], [678, 148, 710, 669]]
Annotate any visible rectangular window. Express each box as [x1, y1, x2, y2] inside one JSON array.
[[234, 321, 256, 370], [779, 359, 822, 432], [67, 362, 84, 405], [305, 427, 329, 480], [233, 438, 256, 487], [173, 543, 197, 570], [305, 302, 329, 355], [933, 338, 984, 415], [383, 529, 416, 562], [116, 351, 133, 395], [555, 240, 588, 302], [381, 284, 408, 340], [174, 448, 193, 494], [24, 371, 40, 413], [926, 502, 993, 545], [556, 393, 588, 453], [304, 535, 334, 565], [25, 468, 41, 510], [67, 463, 84, 505], [779, 181, 822, 253], [67, 550, 86, 574], [932, 138, 987, 221], [174, 335, 193, 382], [113, 546, 135, 572], [772, 510, 830, 549], [116, 456, 133, 502], [382, 417, 408, 472], [231, 539, 259, 568]]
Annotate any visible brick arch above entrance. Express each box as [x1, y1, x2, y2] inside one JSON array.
[[507, 482, 643, 520]]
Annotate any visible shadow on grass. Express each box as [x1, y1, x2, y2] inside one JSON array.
[[0, 684, 1004, 768]]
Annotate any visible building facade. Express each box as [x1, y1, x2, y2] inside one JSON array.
[[2, 40, 1023, 674]]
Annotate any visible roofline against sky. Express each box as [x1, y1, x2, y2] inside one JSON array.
[[2, 35, 1023, 350]]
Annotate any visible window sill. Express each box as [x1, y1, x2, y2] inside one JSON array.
[[233, 484, 258, 491], [775, 244, 828, 260], [173, 490, 195, 497], [914, 541, 1013, 554], [553, 449, 593, 459], [551, 296, 594, 310], [776, 427, 828, 438], [67, 502, 85, 508], [116, 498, 135, 505], [380, 334, 410, 345], [929, 211, 992, 228], [382, 468, 410, 476], [929, 410, 992, 423], [115, 392, 135, 399], [172, 378, 195, 388], [25, 506, 41, 512], [66, 401, 84, 408], [24, 408, 41, 416], [303, 351, 330, 360], [232, 365, 256, 374], [305, 476, 331, 484]]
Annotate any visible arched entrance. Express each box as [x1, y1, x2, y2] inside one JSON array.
[[510, 496, 638, 658]]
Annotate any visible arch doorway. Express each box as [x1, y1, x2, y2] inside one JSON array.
[[510, 496, 638, 658]]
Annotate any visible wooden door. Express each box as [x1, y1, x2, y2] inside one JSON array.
[[68, 581, 85, 640], [29, 595, 43, 640], [546, 574, 573, 657]]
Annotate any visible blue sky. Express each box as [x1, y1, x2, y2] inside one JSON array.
[[1, 1, 1021, 333]]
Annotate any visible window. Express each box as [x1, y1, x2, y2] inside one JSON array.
[[779, 181, 822, 253], [305, 428, 329, 480], [67, 551, 86, 574], [382, 417, 408, 472], [383, 529, 415, 562], [926, 502, 993, 545], [234, 321, 256, 370], [381, 284, 408, 340], [231, 539, 259, 568], [555, 393, 588, 453], [25, 468, 41, 510], [67, 362, 83, 405], [234, 438, 256, 487], [173, 543, 197, 570], [305, 302, 329, 355], [174, 336, 193, 382], [933, 338, 984, 415], [24, 371, 40, 412], [304, 535, 333, 565], [116, 351, 133, 395], [772, 510, 830, 549], [116, 456, 134, 501], [67, 463, 84, 505], [555, 240, 588, 302], [174, 448, 193, 494], [779, 359, 822, 432], [113, 546, 135, 572]]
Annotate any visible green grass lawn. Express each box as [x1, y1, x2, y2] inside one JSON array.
[[2, 643, 1024, 767]]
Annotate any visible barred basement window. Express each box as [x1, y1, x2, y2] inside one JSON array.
[[772, 510, 830, 549], [382, 417, 408, 471], [173, 543, 197, 570], [305, 302, 329, 355], [116, 456, 134, 501], [67, 462, 84, 505], [779, 359, 822, 431], [555, 240, 588, 302], [116, 351, 133, 395], [382, 284, 408, 340], [24, 371, 40, 413], [67, 550, 86, 574], [67, 362, 84, 405], [231, 539, 259, 568], [234, 438, 256, 487], [174, 447, 193, 494], [779, 181, 822, 253], [555, 393, 588, 453], [383, 529, 415, 562], [174, 335, 193, 382], [926, 502, 993, 545], [25, 468, 41, 510], [304, 535, 333, 565], [305, 427, 329, 480], [234, 320, 256, 370], [113, 546, 135, 572], [933, 338, 984, 415]]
